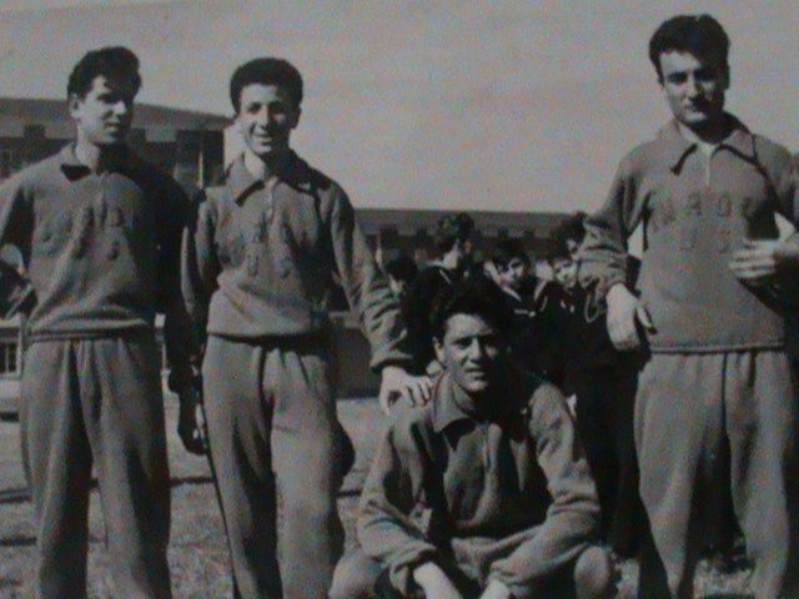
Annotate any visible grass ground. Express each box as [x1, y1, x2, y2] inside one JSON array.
[[0, 398, 753, 598]]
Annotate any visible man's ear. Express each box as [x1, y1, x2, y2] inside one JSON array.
[[68, 93, 82, 119], [291, 106, 302, 129], [433, 337, 445, 366]]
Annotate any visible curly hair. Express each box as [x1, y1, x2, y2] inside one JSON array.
[[67, 46, 141, 99], [230, 58, 304, 113]]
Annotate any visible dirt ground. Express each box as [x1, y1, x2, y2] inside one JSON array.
[[0, 398, 752, 598]]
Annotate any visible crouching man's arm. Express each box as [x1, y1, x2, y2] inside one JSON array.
[[357, 406, 454, 596], [487, 384, 602, 598]]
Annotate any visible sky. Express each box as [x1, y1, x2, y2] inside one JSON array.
[[0, 1, 797, 213]]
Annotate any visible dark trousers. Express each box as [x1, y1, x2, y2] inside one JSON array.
[[571, 360, 644, 557], [21, 334, 171, 599]]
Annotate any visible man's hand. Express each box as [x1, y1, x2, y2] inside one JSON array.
[[480, 579, 513, 599], [177, 385, 206, 455], [729, 238, 799, 286], [412, 562, 462, 599], [606, 283, 654, 351], [378, 365, 434, 416]]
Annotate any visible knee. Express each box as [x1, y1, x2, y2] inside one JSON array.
[[283, 490, 336, 528], [329, 550, 381, 599], [574, 545, 615, 599]]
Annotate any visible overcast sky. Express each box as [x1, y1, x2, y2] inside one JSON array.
[[0, 1, 797, 213]]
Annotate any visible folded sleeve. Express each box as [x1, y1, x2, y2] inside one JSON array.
[[357, 406, 440, 595], [156, 179, 201, 393], [0, 174, 35, 318], [327, 187, 413, 370], [181, 191, 221, 352], [579, 153, 644, 295]]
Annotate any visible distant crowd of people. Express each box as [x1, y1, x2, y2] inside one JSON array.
[[1, 10, 799, 599]]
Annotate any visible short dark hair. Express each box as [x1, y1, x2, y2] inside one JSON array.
[[384, 254, 418, 285], [551, 211, 587, 248], [230, 58, 304, 113], [434, 212, 475, 254], [649, 14, 730, 82], [491, 239, 529, 269], [67, 46, 141, 99], [430, 276, 513, 342]]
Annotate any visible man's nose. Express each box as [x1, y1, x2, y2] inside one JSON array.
[[112, 100, 129, 116], [467, 340, 485, 360], [685, 75, 700, 97]]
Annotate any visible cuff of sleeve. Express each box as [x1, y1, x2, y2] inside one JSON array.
[[388, 551, 438, 598], [595, 273, 627, 299]]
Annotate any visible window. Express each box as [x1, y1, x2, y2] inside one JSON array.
[[0, 341, 18, 375]]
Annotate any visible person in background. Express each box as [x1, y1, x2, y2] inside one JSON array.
[[403, 212, 475, 373], [384, 253, 419, 301], [547, 232, 644, 559], [485, 238, 552, 379]]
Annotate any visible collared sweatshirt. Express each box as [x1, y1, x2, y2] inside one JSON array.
[[357, 370, 600, 598], [0, 144, 196, 389], [580, 116, 799, 352], [182, 152, 411, 370]]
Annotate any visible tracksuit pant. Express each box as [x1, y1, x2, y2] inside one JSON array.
[[202, 334, 346, 599], [20, 333, 171, 599], [635, 350, 799, 598]]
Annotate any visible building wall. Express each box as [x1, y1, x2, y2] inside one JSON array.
[[0, 101, 225, 195]]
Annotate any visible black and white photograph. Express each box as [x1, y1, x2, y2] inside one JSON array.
[[1, 1, 798, 597]]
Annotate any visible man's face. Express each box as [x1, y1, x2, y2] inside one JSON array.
[[497, 257, 529, 290], [658, 50, 728, 131], [236, 83, 300, 161], [434, 313, 506, 396], [388, 275, 407, 298], [552, 257, 577, 288], [69, 76, 136, 147]]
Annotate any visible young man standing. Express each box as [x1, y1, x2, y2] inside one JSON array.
[[0, 47, 202, 598], [182, 58, 428, 599], [333, 278, 613, 599], [580, 15, 799, 597]]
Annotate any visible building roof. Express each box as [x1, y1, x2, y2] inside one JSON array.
[[0, 96, 229, 131], [356, 208, 568, 237]]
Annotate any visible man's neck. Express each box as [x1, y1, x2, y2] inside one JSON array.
[[74, 140, 126, 173], [677, 115, 728, 146], [243, 149, 291, 181]]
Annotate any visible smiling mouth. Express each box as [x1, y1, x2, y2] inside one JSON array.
[[465, 369, 488, 378]]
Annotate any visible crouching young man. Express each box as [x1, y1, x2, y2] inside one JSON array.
[[332, 278, 614, 599]]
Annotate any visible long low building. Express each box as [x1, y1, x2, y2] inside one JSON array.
[[0, 206, 568, 413], [0, 96, 571, 411]]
